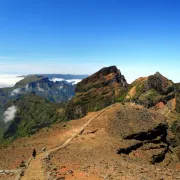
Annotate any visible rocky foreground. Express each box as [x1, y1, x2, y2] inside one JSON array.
[[46, 103, 180, 179], [1, 103, 180, 179]]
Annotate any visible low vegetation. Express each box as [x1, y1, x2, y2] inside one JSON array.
[[1, 93, 65, 143]]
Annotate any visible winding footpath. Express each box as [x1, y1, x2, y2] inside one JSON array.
[[20, 104, 117, 180]]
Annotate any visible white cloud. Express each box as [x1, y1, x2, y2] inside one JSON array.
[[3, 105, 17, 123], [58, 85, 63, 89], [0, 60, 180, 84], [50, 78, 82, 85], [37, 83, 45, 92], [25, 84, 29, 91], [0, 74, 24, 88], [11, 88, 21, 96], [66, 79, 82, 85], [50, 78, 65, 82]]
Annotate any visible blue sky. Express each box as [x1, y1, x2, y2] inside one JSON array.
[[0, 0, 180, 82]]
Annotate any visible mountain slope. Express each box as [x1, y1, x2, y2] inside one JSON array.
[[0, 75, 76, 114], [125, 72, 176, 107], [66, 66, 128, 119], [47, 103, 179, 179], [1, 103, 179, 179], [14, 75, 76, 103], [0, 73, 88, 142], [1, 93, 65, 142], [15, 75, 44, 88]]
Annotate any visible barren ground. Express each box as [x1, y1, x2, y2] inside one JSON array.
[[46, 104, 180, 180], [0, 103, 180, 180]]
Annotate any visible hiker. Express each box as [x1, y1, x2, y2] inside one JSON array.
[[32, 149, 36, 159]]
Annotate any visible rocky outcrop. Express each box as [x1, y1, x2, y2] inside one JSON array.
[[75, 66, 127, 93], [0, 169, 22, 180], [175, 92, 180, 113], [146, 72, 174, 95], [65, 66, 128, 119], [105, 103, 177, 164], [125, 72, 175, 108], [117, 129, 170, 164], [108, 104, 166, 139], [170, 119, 180, 159]]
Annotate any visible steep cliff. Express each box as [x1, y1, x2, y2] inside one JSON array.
[[66, 66, 128, 119]]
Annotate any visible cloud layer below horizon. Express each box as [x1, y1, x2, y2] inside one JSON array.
[[0, 65, 180, 89], [0, 75, 83, 88], [50, 78, 82, 85], [0, 75, 24, 88]]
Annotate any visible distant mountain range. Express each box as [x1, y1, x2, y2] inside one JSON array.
[[0, 74, 88, 88], [0, 74, 87, 142], [37, 74, 88, 80]]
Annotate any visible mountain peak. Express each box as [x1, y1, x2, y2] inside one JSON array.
[[155, 71, 162, 76], [154, 71, 167, 79], [99, 65, 120, 75], [66, 66, 128, 119], [76, 66, 128, 93]]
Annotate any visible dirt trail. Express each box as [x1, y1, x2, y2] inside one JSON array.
[[21, 104, 117, 180], [21, 154, 45, 180]]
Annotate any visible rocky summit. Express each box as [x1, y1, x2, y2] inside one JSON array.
[[66, 66, 128, 119], [125, 72, 176, 107]]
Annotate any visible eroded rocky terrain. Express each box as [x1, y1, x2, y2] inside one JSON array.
[[46, 103, 180, 180]]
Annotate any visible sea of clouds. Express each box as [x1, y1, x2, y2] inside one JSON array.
[[0, 75, 82, 89], [50, 78, 82, 85], [0, 74, 24, 88]]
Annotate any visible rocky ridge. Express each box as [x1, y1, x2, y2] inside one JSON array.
[[65, 66, 180, 168], [66, 66, 128, 119], [125, 72, 176, 108]]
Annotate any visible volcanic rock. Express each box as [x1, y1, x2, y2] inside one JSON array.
[[66, 66, 128, 119]]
